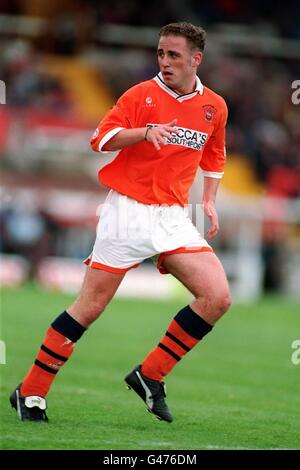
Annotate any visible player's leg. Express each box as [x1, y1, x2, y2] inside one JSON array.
[[10, 267, 124, 421], [141, 251, 231, 381], [67, 265, 125, 326], [126, 251, 231, 422], [162, 251, 231, 324]]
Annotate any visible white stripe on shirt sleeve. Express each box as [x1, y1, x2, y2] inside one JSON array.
[[202, 170, 224, 179], [98, 127, 125, 153]]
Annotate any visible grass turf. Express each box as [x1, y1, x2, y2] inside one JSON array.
[[0, 283, 299, 450]]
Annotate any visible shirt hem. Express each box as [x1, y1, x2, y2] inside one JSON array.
[[98, 178, 186, 207]]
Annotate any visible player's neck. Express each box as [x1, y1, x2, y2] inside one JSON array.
[[173, 78, 196, 95]]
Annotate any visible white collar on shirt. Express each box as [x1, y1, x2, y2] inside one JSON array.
[[153, 72, 204, 101]]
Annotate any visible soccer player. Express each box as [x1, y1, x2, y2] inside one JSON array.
[[10, 22, 231, 423]]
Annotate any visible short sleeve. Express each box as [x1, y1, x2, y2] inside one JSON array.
[[90, 86, 140, 153], [199, 99, 228, 178]]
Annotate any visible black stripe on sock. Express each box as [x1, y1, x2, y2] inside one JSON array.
[[51, 311, 86, 343], [174, 305, 213, 340], [158, 343, 181, 362], [165, 331, 190, 352], [34, 359, 58, 374], [40, 344, 68, 362]]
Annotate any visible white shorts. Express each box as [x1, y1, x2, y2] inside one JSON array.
[[85, 190, 212, 274]]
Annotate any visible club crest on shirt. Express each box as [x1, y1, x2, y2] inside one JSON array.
[[202, 105, 217, 122]]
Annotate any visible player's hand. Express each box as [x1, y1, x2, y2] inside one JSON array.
[[145, 119, 179, 150], [203, 200, 219, 239]]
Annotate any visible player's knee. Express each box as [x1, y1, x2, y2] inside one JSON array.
[[197, 289, 231, 318], [217, 291, 232, 315]]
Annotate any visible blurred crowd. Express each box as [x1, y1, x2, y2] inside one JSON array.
[[202, 55, 300, 197], [1, 1, 300, 292], [0, 193, 54, 276], [95, 0, 300, 40], [1, 41, 299, 197], [0, 190, 97, 277], [2, 1, 300, 42], [0, 42, 71, 111]]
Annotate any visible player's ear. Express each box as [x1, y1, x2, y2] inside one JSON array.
[[192, 52, 203, 67]]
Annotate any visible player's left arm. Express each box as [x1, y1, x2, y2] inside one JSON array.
[[199, 98, 228, 239], [202, 177, 220, 239]]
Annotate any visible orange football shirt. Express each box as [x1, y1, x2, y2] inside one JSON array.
[[91, 73, 228, 206]]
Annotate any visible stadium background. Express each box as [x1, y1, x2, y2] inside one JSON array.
[[0, 0, 299, 451]]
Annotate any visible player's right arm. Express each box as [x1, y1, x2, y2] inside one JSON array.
[[90, 85, 178, 153], [104, 119, 178, 151]]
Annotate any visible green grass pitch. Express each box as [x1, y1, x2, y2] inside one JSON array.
[[0, 283, 299, 450]]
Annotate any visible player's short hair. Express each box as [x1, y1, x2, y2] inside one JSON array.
[[159, 22, 206, 52]]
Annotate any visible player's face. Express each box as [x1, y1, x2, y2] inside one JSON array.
[[157, 35, 202, 94]]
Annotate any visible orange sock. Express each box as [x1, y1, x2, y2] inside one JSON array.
[[141, 305, 213, 382], [21, 327, 74, 397], [21, 311, 86, 397]]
